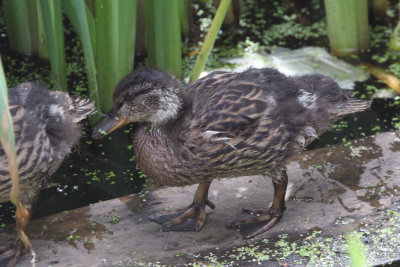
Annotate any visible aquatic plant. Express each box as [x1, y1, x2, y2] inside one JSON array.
[[324, 0, 369, 56]]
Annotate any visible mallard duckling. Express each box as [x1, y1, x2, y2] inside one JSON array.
[[0, 82, 94, 265], [92, 68, 370, 239]]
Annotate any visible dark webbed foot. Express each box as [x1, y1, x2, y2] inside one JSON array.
[[149, 199, 215, 231], [227, 168, 288, 239], [148, 181, 214, 231], [0, 239, 25, 267], [226, 207, 284, 239]]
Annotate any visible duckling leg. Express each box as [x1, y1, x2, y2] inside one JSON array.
[[0, 201, 36, 267], [227, 169, 288, 239], [148, 181, 214, 231], [14, 201, 35, 265]]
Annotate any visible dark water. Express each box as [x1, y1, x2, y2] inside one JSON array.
[[32, 124, 146, 219]]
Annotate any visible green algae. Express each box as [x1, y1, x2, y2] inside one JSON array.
[[171, 208, 400, 267]]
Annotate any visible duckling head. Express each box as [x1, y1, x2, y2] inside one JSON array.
[[92, 69, 182, 139]]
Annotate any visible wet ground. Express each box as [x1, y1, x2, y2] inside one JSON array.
[[1, 130, 399, 266]]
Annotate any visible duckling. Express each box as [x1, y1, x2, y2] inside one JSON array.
[[92, 68, 371, 239], [0, 82, 94, 265]]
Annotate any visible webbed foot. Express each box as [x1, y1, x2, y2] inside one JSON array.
[[227, 168, 288, 239], [148, 181, 213, 231], [0, 240, 24, 267], [148, 199, 215, 231], [226, 207, 284, 239]]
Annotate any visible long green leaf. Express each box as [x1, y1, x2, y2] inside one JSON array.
[[85, 0, 95, 14], [26, 0, 40, 55], [95, 0, 137, 113], [0, 59, 19, 206], [145, 0, 182, 78], [63, 0, 100, 116], [0, 59, 35, 261], [189, 0, 232, 82], [346, 232, 369, 267], [64, 0, 96, 58], [179, 0, 190, 37], [2, 0, 36, 54], [389, 20, 400, 52], [40, 0, 68, 91], [324, 0, 369, 57], [37, 0, 49, 59]]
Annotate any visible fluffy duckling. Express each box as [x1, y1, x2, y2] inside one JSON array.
[[0, 82, 94, 265], [92, 68, 370, 239]]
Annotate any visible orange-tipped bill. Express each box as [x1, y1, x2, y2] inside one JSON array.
[[92, 116, 131, 139]]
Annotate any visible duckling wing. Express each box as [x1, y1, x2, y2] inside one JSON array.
[[0, 105, 53, 205], [183, 70, 288, 154]]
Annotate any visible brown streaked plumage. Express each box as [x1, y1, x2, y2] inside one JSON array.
[[92, 68, 371, 239], [0, 82, 94, 266]]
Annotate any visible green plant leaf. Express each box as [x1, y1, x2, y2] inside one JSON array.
[[0, 59, 19, 206], [346, 232, 369, 267], [2, 0, 36, 54], [40, 0, 68, 91], [145, 0, 182, 78], [324, 0, 369, 57], [189, 0, 232, 82], [95, 0, 137, 113], [63, 0, 100, 117]]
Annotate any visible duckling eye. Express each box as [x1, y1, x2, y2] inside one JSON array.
[[126, 91, 135, 99]]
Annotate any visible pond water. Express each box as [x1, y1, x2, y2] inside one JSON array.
[[1, 0, 400, 229]]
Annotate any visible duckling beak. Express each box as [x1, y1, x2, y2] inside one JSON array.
[[92, 115, 131, 139]]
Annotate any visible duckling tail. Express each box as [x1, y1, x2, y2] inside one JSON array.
[[336, 99, 372, 117], [70, 96, 96, 123]]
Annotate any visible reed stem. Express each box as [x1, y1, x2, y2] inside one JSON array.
[[2, 0, 36, 55], [145, 0, 182, 78], [189, 0, 232, 82], [40, 0, 68, 91], [179, 0, 190, 37], [324, 0, 369, 57], [0, 59, 19, 206], [64, 0, 100, 118], [95, 0, 137, 113], [37, 1, 49, 60]]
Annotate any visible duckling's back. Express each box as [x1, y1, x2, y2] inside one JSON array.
[[174, 68, 370, 184], [0, 82, 94, 207]]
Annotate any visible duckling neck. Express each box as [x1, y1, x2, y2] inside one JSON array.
[[133, 121, 189, 186], [148, 92, 183, 126]]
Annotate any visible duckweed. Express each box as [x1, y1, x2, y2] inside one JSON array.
[[109, 215, 122, 224], [175, 208, 400, 266]]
